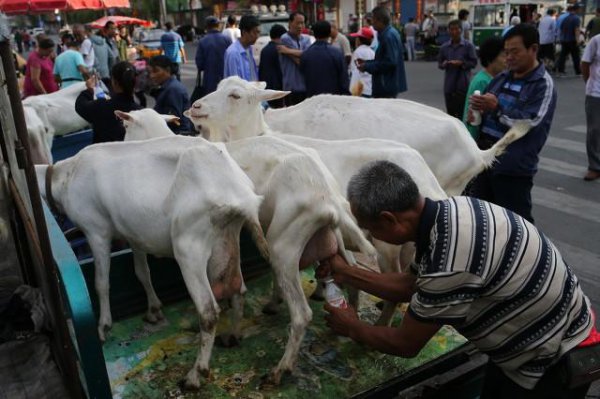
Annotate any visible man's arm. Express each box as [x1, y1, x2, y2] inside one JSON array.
[[195, 41, 205, 71], [325, 302, 442, 357], [437, 44, 447, 70], [581, 37, 597, 83], [179, 38, 187, 63], [30, 66, 47, 94], [320, 254, 417, 303], [582, 61, 591, 82], [364, 32, 401, 74], [463, 42, 478, 70]]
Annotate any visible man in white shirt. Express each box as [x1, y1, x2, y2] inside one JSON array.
[[582, 34, 600, 181], [349, 27, 375, 97], [223, 15, 241, 43], [330, 22, 352, 66], [538, 9, 557, 71], [73, 24, 95, 71]]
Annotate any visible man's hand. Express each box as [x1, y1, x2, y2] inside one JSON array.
[[85, 75, 96, 92], [277, 45, 293, 55], [315, 254, 352, 284], [447, 60, 464, 67], [324, 302, 360, 337], [355, 58, 366, 72], [470, 92, 498, 112]]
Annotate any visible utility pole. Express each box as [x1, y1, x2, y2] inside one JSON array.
[[159, 0, 167, 27]]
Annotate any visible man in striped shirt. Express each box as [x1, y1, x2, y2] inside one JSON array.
[[322, 160, 594, 398], [160, 22, 187, 80]]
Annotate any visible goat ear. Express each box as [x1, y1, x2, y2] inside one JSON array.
[[114, 110, 133, 122], [255, 89, 290, 102], [160, 114, 180, 125]]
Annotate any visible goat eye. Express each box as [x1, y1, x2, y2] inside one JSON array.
[[229, 93, 240, 100]]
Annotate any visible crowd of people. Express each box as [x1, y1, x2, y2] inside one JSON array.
[[10, 7, 600, 397]]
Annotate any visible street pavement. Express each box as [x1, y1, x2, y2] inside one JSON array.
[[179, 44, 600, 395]]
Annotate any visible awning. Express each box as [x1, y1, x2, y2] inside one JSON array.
[[89, 15, 152, 29], [0, 0, 131, 15]]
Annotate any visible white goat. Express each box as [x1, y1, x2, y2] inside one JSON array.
[[23, 83, 89, 164], [35, 136, 268, 389], [117, 108, 377, 384], [199, 77, 530, 196]]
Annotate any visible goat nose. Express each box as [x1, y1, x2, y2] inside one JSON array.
[[193, 103, 202, 109]]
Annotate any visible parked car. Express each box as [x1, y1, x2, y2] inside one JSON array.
[[136, 29, 165, 59]]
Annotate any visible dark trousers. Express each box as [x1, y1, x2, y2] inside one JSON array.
[[557, 41, 581, 74], [286, 91, 306, 107], [586, 95, 600, 171], [480, 359, 590, 399], [267, 98, 285, 109], [445, 91, 467, 120]]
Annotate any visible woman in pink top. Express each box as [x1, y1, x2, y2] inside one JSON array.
[[23, 38, 58, 98]]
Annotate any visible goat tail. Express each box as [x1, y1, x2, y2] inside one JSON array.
[[245, 217, 270, 263], [479, 120, 532, 169]]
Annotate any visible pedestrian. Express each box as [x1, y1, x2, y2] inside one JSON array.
[[463, 37, 505, 140], [321, 160, 596, 399], [300, 20, 349, 97], [73, 24, 95, 71], [422, 10, 438, 47], [403, 17, 419, 61], [160, 22, 187, 80], [223, 15, 241, 43], [23, 38, 58, 98], [278, 12, 312, 106], [259, 24, 287, 108], [91, 22, 118, 90], [556, 4, 582, 77], [363, 15, 379, 50], [14, 29, 22, 53], [349, 27, 375, 97], [223, 15, 260, 81], [586, 8, 600, 40], [148, 55, 192, 134], [22, 31, 31, 52], [438, 19, 478, 119], [502, 15, 521, 36], [192, 16, 232, 102], [75, 61, 141, 143], [355, 6, 407, 99], [581, 34, 600, 181], [117, 26, 131, 62], [470, 24, 557, 223], [330, 22, 352, 66], [53, 35, 90, 88], [538, 9, 557, 71], [458, 9, 472, 42]]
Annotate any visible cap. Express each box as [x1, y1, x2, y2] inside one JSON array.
[[205, 16, 219, 26], [350, 27, 374, 40]]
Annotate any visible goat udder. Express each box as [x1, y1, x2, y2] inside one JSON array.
[[299, 227, 338, 270], [211, 272, 242, 301]]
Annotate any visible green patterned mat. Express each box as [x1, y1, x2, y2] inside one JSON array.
[[103, 269, 467, 398]]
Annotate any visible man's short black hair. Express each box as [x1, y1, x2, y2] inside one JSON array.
[[408, 17, 415, 22], [239, 15, 260, 33], [372, 6, 391, 25], [270, 24, 287, 39], [227, 15, 237, 25], [503, 23, 539, 49], [289, 12, 305, 22], [547, 9, 556, 16], [458, 9, 469, 20], [149, 55, 174, 73], [312, 20, 331, 39], [104, 21, 115, 29], [38, 38, 55, 50], [448, 19, 462, 30], [479, 36, 504, 67], [165, 22, 173, 30]]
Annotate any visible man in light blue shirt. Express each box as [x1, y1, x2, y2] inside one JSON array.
[[161, 22, 187, 80], [224, 15, 260, 81], [53, 35, 89, 88], [538, 9, 557, 70], [278, 12, 312, 105]]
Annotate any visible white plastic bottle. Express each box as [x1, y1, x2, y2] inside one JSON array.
[[471, 90, 482, 126], [323, 277, 347, 309]]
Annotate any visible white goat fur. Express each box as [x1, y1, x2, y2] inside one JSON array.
[[205, 78, 531, 196], [23, 83, 89, 164], [119, 108, 376, 383], [35, 136, 268, 389]]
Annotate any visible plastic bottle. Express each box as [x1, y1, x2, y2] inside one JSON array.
[[323, 277, 347, 309], [471, 90, 482, 126], [94, 84, 106, 100]]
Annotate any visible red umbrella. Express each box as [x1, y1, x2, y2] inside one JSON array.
[[0, 0, 130, 14], [89, 15, 152, 29]]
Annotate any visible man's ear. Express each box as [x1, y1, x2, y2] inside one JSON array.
[[379, 211, 399, 226]]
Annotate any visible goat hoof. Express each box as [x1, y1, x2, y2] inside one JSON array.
[[262, 302, 280, 315], [259, 371, 281, 389], [143, 309, 165, 324], [97, 324, 111, 342], [216, 334, 241, 348]]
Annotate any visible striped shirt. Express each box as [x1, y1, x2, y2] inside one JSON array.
[[160, 31, 184, 63], [409, 197, 592, 389]]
